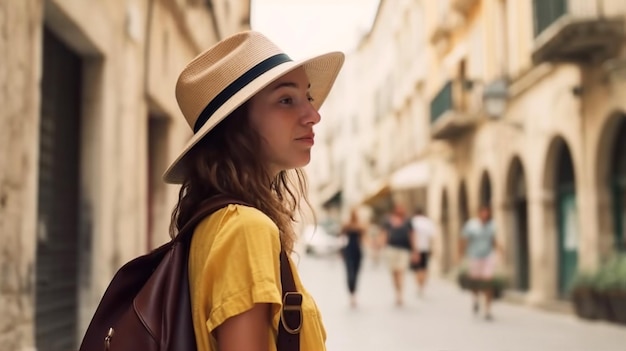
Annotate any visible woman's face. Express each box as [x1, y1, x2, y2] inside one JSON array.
[[248, 67, 321, 175]]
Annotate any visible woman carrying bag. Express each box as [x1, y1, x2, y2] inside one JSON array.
[[165, 31, 344, 351]]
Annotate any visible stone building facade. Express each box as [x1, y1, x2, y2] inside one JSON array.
[[308, 0, 429, 223], [0, 0, 249, 349], [310, 0, 626, 309]]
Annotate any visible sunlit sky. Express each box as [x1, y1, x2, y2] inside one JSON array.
[[250, 0, 380, 60]]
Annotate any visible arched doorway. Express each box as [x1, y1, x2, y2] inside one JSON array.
[[610, 119, 626, 251], [441, 189, 452, 273], [546, 137, 578, 297], [595, 112, 626, 257], [506, 157, 530, 291], [479, 170, 493, 207], [459, 180, 470, 230]]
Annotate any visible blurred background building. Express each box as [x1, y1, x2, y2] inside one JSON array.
[[0, 0, 249, 349], [309, 0, 626, 311]]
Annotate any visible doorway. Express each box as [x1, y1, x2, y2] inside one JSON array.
[[441, 189, 451, 273], [507, 157, 530, 291], [479, 171, 493, 207], [36, 27, 83, 350], [610, 119, 626, 251], [554, 141, 578, 297]]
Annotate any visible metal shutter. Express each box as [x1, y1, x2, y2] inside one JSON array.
[[36, 27, 82, 351]]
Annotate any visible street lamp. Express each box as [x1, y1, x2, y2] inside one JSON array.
[[482, 78, 509, 119]]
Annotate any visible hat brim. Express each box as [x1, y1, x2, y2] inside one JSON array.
[[162, 51, 345, 184]]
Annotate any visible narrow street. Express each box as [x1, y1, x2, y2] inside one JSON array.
[[296, 252, 626, 351]]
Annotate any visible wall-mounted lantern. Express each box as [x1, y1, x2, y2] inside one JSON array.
[[482, 78, 509, 119]]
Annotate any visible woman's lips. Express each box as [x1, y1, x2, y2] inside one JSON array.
[[295, 135, 315, 145], [296, 137, 314, 145]]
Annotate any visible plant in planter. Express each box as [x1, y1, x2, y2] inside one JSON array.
[[569, 271, 598, 320], [485, 275, 508, 299], [456, 268, 509, 299], [594, 254, 626, 325]]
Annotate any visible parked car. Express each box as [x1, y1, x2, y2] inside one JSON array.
[[300, 224, 344, 256]]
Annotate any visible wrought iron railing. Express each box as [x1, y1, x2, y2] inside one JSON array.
[[430, 80, 454, 124], [533, 0, 567, 37]]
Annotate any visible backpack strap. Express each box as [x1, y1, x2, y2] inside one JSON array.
[[176, 194, 250, 241], [277, 250, 301, 351]]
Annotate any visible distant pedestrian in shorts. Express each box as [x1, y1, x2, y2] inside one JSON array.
[[410, 207, 436, 298], [381, 204, 418, 306]]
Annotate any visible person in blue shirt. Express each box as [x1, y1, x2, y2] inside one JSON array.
[[460, 204, 503, 320]]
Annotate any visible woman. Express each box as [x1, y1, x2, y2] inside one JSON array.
[[340, 208, 366, 308], [163, 31, 344, 351], [380, 203, 418, 306]]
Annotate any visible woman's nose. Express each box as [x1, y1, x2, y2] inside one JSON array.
[[302, 104, 321, 125]]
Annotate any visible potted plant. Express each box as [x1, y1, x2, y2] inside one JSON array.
[[569, 271, 598, 320], [485, 274, 508, 299], [600, 254, 626, 325], [456, 267, 508, 299]]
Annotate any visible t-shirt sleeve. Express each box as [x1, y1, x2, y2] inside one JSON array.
[[427, 219, 436, 238], [200, 207, 283, 333]]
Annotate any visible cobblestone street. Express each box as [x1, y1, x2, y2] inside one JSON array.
[[296, 252, 626, 351]]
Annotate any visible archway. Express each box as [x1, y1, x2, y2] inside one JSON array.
[[610, 119, 626, 251], [458, 180, 470, 230], [596, 113, 626, 255], [441, 189, 452, 273], [545, 136, 578, 297], [479, 170, 493, 207], [505, 157, 530, 291]]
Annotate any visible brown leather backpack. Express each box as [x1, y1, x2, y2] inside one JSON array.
[[79, 196, 302, 351]]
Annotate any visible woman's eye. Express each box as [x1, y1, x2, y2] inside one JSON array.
[[279, 97, 293, 105]]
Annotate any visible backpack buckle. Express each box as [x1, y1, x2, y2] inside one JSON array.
[[104, 328, 114, 350], [280, 292, 302, 334]]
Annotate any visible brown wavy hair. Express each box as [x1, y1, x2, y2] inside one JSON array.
[[169, 102, 311, 253]]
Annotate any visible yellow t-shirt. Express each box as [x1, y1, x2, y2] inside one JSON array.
[[188, 204, 327, 351]]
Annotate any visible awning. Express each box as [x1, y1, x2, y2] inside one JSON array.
[[322, 190, 342, 208], [317, 180, 342, 206], [390, 161, 430, 190], [361, 180, 391, 207]]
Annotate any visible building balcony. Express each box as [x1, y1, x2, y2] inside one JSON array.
[[532, 0, 625, 63], [451, 0, 479, 15], [429, 80, 480, 140]]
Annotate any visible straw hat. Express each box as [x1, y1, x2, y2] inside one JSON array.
[[162, 30, 345, 184]]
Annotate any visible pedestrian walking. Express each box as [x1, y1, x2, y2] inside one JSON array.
[[410, 207, 436, 298], [381, 203, 419, 306], [340, 208, 366, 308], [459, 205, 503, 321], [164, 30, 344, 350]]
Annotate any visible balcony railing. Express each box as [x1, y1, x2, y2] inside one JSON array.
[[429, 80, 481, 140], [430, 81, 454, 124], [533, 0, 567, 37], [532, 0, 625, 63], [451, 0, 479, 15]]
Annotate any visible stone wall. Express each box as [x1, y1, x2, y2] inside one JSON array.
[[0, 0, 42, 349], [0, 0, 250, 349]]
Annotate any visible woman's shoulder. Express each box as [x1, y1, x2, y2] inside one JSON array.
[[196, 204, 279, 238], [220, 204, 278, 231]]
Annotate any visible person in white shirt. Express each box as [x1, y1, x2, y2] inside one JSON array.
[[410, 207, 436, 297]]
